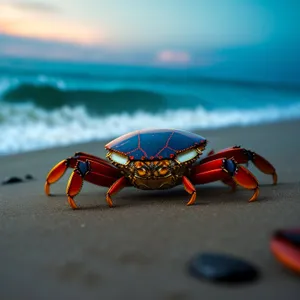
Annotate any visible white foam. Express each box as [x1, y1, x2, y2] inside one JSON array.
[[1, 102, 300, 155]]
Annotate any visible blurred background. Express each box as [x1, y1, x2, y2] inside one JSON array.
[[0, 0, 299, 155]]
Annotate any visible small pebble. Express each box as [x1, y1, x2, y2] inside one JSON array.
[[25, 174, 34, 180], [2, 176, 24, 185], [188, 252, 259, 283]]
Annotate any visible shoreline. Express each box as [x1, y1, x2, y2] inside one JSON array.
[[2, 118, 300, 159]]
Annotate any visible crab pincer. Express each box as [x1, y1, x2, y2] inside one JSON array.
[[44, 159, 69, 196]]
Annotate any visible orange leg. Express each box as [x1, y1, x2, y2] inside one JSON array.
[[67, 170, 83, 209], [200, 146, 277, 185], [45, 152, 121, 196], [106, 176, 128, 207], [46, 157, 126, 209], [66, 161, 121, 209], [182, 176, 197, 206], [190, 157, 259, 202]]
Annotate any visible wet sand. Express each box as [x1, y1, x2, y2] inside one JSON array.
[[0, 120, 299, 300]]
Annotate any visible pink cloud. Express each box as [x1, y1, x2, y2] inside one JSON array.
[[0, 3, 106, 46], [156, 50, 191, 64]]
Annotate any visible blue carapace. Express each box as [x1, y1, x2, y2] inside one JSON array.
[[105, 129, 207, 160]]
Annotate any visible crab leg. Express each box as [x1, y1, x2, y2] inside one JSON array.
[[203, 149, 237, 191], [182, 176, 197, 206], [190, 157, 259, 202], [66, 160, 127, 209], [106, 177, 128, 207], [221, 178, 237, 192], [45, 152, 121, 196], [200, 146, 277, 185]]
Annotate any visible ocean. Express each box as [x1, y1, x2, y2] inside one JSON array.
[[1, 59, 300, 156]]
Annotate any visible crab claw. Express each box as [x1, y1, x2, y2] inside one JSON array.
[[252, 153, 277, 185], [44, 159, 68, 196], [233, 165, 259, 202], [66, 170, 83, 209]]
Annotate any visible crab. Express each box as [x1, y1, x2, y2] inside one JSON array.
[[44, 129, 277, 209]]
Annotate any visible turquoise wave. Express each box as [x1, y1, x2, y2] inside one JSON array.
[[2, 83, 171, 115]]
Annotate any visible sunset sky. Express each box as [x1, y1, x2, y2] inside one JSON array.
[[0, 0, 299, 66]]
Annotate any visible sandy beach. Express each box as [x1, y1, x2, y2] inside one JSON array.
[[0, 120, 299, 300]]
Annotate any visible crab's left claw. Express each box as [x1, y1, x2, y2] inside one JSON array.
[[232, 165, 259, 202], [45, 159, 69, 196], [200, 147, 277, 186], [252, 153, 277, 185], [190, 158, 259, 203]]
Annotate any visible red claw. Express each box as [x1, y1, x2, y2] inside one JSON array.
[[233, 165, 258, 190], [233, 165, 259, 202], [200, 147, 277, 185], [45, 160, 68, 195], [66, 171, 83, 209], [253, 153, 277, 184]]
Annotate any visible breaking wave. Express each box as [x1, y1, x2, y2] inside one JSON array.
[[1, 101, 300, 155]]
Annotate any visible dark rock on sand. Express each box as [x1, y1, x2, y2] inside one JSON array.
[[188, 253, 259, 283], [2, 176, 24, 185], [25, 174, 35, 180]]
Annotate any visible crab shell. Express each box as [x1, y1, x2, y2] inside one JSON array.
[[105, 129, 207, 190]]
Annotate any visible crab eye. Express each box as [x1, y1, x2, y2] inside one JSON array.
[[158, 166, 169, 176], [137, 168, 147, 176], [110, 152, 129, 165], [176, 149, 198, 163]]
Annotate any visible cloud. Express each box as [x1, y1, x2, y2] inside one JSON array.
[[0, 20, 105, 45], [0, 34, 107, 61], [0, 3, 106, 46], [0, 34, 155, 64], [7, 1, 59, 13], [156, 50, 191, 64]]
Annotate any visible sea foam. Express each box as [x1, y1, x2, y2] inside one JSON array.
[[1, 102, 300, 155]]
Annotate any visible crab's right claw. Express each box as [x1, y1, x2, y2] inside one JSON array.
[[44, 160, 68, 196], [253, 153, 277, 185]]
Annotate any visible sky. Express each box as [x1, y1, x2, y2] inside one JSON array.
[[0, 0, 299, 67]]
